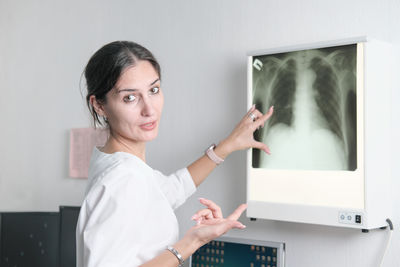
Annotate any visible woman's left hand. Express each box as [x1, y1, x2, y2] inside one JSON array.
[[191, 198, 224, 224], [219, 105, 274, 156], [186, 198, 247, 246]]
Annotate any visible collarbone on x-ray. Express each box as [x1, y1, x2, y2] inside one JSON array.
[[252, 44, 357, 171]]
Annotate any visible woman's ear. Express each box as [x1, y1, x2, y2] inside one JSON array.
[[89, 95, 106, 117]]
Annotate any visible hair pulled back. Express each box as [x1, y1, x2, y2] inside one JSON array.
[[84, 41, 161, 127]]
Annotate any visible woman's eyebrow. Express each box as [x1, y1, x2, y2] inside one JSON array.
[[117, 78, 160, 93], [150, 78, 160, 86], [117, 88, 138, 93]]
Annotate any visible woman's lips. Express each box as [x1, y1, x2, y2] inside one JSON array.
[[140, 121, 157, 131]]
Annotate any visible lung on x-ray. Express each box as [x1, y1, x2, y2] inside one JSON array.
[[252, 44, 357, 171]]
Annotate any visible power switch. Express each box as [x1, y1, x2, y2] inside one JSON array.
[[338, 211, 364, 226]]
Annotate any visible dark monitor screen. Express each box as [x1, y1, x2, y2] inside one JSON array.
[[59, 206, 80, 267], [0, 212, 60, 267], [190, 236, 285, 267]]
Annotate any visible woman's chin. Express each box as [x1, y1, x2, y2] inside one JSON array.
[[140, 130, 159, 142]]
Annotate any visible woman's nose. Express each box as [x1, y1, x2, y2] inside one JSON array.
[[141, 97, 155, 117]]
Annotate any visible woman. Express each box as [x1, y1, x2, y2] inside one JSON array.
[[76, 41, 273, 267]]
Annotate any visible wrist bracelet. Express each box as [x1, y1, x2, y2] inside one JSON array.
[[167, 245, 184, 266], [205, 144, 224, 165]]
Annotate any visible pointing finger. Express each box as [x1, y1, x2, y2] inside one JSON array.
[[257, 106, 274, 126], [226, 203, 248, 221]]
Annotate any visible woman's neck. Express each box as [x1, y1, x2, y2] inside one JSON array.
[[100, 132, 146, 162]]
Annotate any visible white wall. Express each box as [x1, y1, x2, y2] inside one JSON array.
[[0, 0, 399, 266]]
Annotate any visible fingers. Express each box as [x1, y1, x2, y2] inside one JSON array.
[[198, 198, 223, 219], [192, 202, 247, 224], [263, 105, 274, 121], [247, 105, 273, 127], [226, 203, 248, 220], [245, 104, 256, 118], [191, 208, 214, 224], [248, 109, 263, 122], [198, 218, 246, 230], [216, 219, 246, 231], [253, 106, 274, 128], [191, 203, 248, 241], [227, 219, 246, 230], [243, 105, 257, 123], [241, 104, 273, 128], [252, 141, 271, 155]]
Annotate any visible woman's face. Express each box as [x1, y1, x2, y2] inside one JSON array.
[[102, 60, 164, 143]]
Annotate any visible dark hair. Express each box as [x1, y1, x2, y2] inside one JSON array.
[[84, 41, 161, 128]]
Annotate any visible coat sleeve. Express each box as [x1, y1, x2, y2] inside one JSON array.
[[153, 168, 196, 210]]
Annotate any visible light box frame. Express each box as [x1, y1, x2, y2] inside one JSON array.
[[246, 37, 394, 229]]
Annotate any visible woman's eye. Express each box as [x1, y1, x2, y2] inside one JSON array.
[[151, 87, 160, 94], [124, 94, 136, 102]]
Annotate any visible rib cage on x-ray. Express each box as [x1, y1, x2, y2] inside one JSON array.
[[252, 44, 357, 171]]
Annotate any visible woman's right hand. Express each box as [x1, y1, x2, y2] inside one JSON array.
[[184, 198, 247, 247], [215, 105, 274, 159]]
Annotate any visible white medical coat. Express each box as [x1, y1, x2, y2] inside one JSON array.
[[76, 147, 196, 267]]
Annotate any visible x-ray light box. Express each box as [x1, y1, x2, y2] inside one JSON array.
[[246, 37, 394, 229]]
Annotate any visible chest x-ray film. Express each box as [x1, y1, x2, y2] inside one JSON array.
[[247, 41, 364, 209], [252, 44, 357, 171]]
